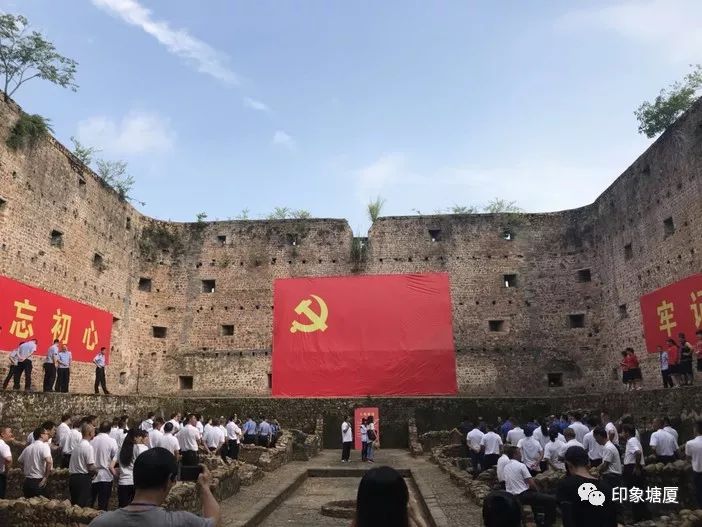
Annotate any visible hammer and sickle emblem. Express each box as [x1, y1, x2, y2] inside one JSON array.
[[290, 294, 329, 333]]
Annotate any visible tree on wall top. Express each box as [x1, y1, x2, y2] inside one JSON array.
[[0, 14, 78, 102], [635, 64, 702, 138]]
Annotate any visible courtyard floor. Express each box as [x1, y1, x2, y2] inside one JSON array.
[[220, 449, 483, 526]]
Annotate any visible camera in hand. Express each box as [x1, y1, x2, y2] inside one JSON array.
[[180, 464, 203, 481]]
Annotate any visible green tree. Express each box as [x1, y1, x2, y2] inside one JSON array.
[[95, 159, 135, 201], [0, 14, 78, 102], [483, 198, 522, 213], [635, 64, 702, 138], [448, 204, 478, 214], [70, 136, 100, 166], [267, 207, 291, 220], [6, 111, 51, 150], [291, 209, 311, 219], [367, 196, 386, 223], [195, 212, 208, 222]]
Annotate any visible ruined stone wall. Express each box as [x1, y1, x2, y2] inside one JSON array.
[[0, 95, 701, 396], [589, 98, 702, 387]]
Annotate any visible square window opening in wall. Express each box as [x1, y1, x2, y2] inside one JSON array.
[[428, 229, 442, 242], [568, 314, 585, 328], [502, 229, 514, 241], [50, 230, 63, 247], [619, 304, 628, 319], [488, 320, 506, 332], [202, 279, 216, 293], [286, 233, 299, 246], [504, 274, 517, 287], [267, 373, 272, 389], [152, 326, 167, 338], [624, 243, 633, 261], [138, 277, 152, 292], [577, 268, 592, 283], [664, 217, 675, 237], [217, 234, 227, 245], [179, 375, 193, 390], [93, 253, 104, 269], [221, 324, 234, 336], [547, 373, 563, 387], [0, 196, 6, 213], [78, 176, 86, 188], [126, 217, 131, 230], [119, 371, 127, 385]]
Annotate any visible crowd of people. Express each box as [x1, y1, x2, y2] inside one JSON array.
[[0, 410, 281, 514], [1, 336, 110, 395], [614, 331, 702, 391], [459, 411, 702, 527], [341, 415, 378, 463]]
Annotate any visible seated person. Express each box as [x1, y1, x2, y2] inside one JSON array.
[[556, 446, 617, 527]]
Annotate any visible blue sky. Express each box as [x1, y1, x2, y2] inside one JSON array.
[[1, 1, 700, 233]]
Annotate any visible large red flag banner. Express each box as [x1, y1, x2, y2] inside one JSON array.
[[0, 275, 113, 363], [272, 273, 457, 397], [640, 274, 702, 353]]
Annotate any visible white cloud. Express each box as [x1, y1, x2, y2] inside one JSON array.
[[352, 152, 625, 217], [91, 0, 238, 84], [557, 0, 702, 63], [243, 97, 271, 113], [355, 153, 407, 202], [76, 111, 175, 156], [272, 130, 296, 150]]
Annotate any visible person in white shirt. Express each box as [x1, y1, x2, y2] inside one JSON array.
[[684, 419, 702, 509], [2, 347, 19, 390], [594, 426, 622, 489], [567, 413, 589, 443], [61, 419, 83, 468], [195, 415, 204, 436], [203, 418, 213, 437], [160, 423, 180, 461], [582, 417, 604, 467], [140, 413, 155, 432], [480, 427, 503, 469], [55, 414, 72, 453], [0, 426, 14, 498], [506, 422, 525, 446], [601, 411, 619, 445], [224, 416, 241, 462], [662, 417, 679, 444], [649, 418, 678, 463], [466, 423, 485, 476], [558, 428, 584, 459], [109, 416, 128, 448], [111, 428, 149, 507], [203, 418, 226, 454], [18, 426, 53, 497], [543, 428, 565, 471], [503, 446, 557, 526], [43, 339, 59, 392], [496, 447, 512, 485], [621, 424, 651, 521], [68, 423, 96, 506], [341, 416, 353, 463], [517, 426, 543, 475], [92, 347, 109, 395], [91, 421, 118, 511], [13, 339, 37, 391], [167, 413, 181, 434], [179, 414, 202, 466], [149, 417, 165, 449]]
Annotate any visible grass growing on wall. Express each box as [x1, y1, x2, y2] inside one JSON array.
[[6, 112, 52, 150]]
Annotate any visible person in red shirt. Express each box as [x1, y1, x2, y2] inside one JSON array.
[[620, 350, 632, 390], [667, 337, 681, 388], [625, 348, 643, 391]]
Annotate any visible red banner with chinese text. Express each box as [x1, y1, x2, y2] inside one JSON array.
[[354, 407, 379, 450], [640, 274, 702, 352], [272, 272, 457, 396], [0, 275, 113, 363]]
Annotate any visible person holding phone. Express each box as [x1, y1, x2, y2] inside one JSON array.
[[89, 447, 220, 527]]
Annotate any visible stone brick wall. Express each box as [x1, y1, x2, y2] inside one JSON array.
[[0, 95, 701, 396]]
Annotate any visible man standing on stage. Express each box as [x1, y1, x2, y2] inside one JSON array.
[[93, 347, 109, 395], [43, 339, 59, 392], [13, 338, 37, 391]]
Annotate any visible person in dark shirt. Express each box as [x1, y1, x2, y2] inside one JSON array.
[[556, 446, 617, 527]]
